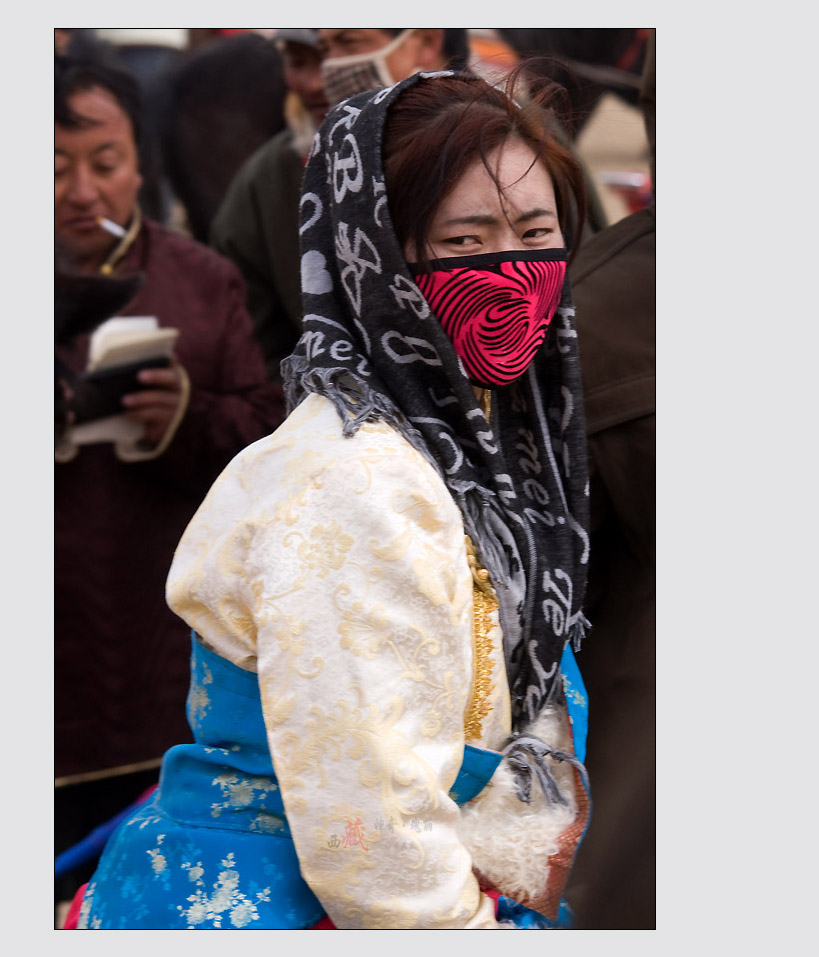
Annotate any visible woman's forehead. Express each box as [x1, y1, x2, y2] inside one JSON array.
[[435, 141, 556, 217]]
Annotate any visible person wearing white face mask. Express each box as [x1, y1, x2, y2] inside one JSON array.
[[318, 28, 461, 103]]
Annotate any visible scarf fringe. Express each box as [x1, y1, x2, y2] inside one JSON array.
[[502, 731, 588, 806], [283, 358, 422, 443], [568, 612, 591, 653]]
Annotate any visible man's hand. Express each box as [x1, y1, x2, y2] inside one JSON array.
[[121, 357, 186, 446]]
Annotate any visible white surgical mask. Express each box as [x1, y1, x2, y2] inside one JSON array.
[[321, 29, 415, 105]]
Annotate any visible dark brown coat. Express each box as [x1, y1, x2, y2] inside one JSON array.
[[564, 204, 656, 928]]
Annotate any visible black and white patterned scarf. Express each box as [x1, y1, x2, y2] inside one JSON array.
[[282, 71, 590, 733]]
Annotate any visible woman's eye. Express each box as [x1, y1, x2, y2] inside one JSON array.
[[447, 235, 480, 246], [523, 227, 552, 240]]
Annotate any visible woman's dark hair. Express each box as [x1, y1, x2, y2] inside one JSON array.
[[55, 55, 143, 147], [382, 66, 586, 270]]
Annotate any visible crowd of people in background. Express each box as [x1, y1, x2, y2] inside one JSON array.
[[54, 27, 655, 931]]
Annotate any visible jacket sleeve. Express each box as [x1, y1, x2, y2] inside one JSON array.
[[149, 263, 285, 491], [248, 440, 500, 929]]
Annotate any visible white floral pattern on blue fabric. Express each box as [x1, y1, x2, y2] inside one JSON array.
[[176, 852, 272, 929], [188, 660, 213, 733]]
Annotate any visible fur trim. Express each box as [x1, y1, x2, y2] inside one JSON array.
[[458, 708, 577, 904]]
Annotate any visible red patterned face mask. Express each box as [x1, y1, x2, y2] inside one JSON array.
[[412, 249, 567, 389]]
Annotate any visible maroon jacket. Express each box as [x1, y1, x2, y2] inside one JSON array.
[[55, 218, 284, 780]]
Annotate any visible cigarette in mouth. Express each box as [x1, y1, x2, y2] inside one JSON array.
[[96, 216, 127, 238]]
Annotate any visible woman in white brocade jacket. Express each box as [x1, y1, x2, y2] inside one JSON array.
[[74, 67, 594, 931]]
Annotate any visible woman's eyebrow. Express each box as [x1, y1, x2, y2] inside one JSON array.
[[440, 214, 498, 227], [514, 207, 558, 224], [441, 208, 558, 228]]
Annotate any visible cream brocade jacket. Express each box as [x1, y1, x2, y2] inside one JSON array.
[[167, 393, 572, 929]]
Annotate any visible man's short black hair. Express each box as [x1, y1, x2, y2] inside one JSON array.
[[55, 55, 143, 147], [442, 29, 470, 70]]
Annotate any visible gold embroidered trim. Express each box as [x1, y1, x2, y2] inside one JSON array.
[[464, 535, 498, 742], [478, 388, 492, 421]]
